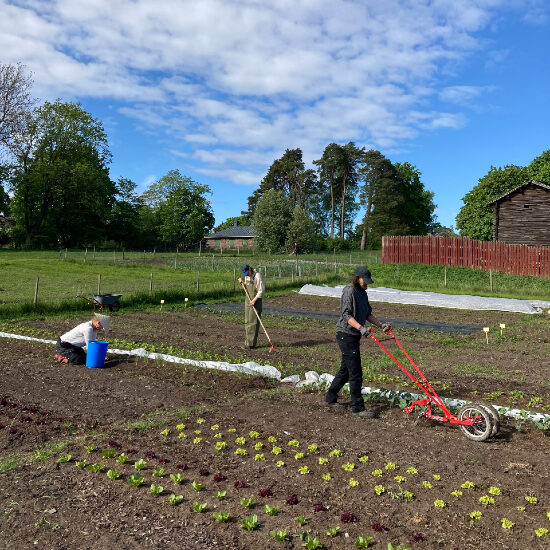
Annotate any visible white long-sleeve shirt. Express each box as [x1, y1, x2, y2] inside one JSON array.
[[244, 271, 265, 301], [60, 321, 97, 347]]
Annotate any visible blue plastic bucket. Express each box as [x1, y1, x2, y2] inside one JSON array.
[[86, 341, 109, 368]]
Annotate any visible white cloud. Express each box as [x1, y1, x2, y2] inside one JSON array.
[[0, 0, 537, 188]]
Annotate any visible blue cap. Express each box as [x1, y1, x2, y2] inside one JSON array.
[[241, 264, 250, 276]]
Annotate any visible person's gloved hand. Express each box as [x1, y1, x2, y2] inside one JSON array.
[[360, 326, 370, 337], [381, 322, 392, 333]]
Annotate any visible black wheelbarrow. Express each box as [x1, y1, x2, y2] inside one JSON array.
[[78, 294, 122, 312]]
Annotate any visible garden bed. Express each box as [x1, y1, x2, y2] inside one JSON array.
[[1, 296, 550, 549]]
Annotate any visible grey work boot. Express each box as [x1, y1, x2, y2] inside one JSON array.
[[324, 402, 346, 411], [352, 410, 376, 419]]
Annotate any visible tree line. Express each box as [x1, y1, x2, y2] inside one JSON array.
[[2, 62, 547, 252]]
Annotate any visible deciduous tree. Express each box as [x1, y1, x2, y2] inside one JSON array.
[[253, 189, 292, 253]]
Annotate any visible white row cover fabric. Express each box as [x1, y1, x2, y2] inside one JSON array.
[[1, 331, 548, 423], [298, 284, 550, 314]]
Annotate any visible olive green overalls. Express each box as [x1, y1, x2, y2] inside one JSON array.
[[244, 275, 262, 348]]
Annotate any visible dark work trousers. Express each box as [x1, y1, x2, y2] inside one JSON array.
[[325, 332, 365, 413], [56, 338, 86, 365]]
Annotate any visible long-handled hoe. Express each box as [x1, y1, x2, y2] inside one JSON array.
[[239, 281, 276, 352]]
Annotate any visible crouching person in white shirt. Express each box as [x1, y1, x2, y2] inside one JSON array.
[[55, 314, 111, 364]]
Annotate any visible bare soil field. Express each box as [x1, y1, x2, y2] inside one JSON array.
[[1, 295, 550, 550]]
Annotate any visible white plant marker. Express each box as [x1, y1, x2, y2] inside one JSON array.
[[160, 299, 165, 311], [500, 323, 505, 336], [483, 327, 490, 344], [185, 297, 188, 309]]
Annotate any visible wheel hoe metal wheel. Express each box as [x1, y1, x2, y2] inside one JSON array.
[[458, 403, 494, 442], [475, 400, 501, 437]]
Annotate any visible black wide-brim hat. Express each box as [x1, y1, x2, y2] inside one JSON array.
[[353, 266, 374, 284]]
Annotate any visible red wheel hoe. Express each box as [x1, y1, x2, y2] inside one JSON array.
[[367, 328, 499, 441]]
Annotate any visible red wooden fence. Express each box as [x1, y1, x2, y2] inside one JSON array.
[[382, 236, 550, 278]]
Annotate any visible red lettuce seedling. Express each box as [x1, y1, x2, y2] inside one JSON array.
[[286, 495, 299, 505], [8, 428, 18, 435], [371, 522, 388, 532], [176, 463, 188, 470], [412, 533, 424, 542], [126, 449, 138, 454], [199, 468, 210, 476], [234, 480, 249, 489], [108, 440, 121, 448], [213, 473, 227, 482], [145, 451, 157, 459], [258, 488, 273, 498], [158, 458, 169, 465], [341, 512, 358, 523], [314, 505, 328, 512]]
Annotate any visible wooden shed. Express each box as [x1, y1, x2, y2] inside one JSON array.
[[489, 180, 550, 246]]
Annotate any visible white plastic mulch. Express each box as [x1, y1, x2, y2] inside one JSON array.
[[298, 284, 550, 315], [1, 331, 549, 424]]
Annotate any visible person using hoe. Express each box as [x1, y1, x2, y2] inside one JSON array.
[[238, 264, 265, 349], [325, 266, 391, 418], [55, 313, 111, 365]]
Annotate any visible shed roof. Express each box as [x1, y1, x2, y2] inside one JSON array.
[[489, 180, 550, 205], [204, 225, 256, 239]]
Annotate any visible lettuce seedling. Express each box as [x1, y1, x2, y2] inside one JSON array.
[[434, 500, 446, 508], [150, 484, 163, 497], [406, 467, 418, 474], [169, 494, 183, 506], [501, 518, 514, 529], [479, 495, 495, 506], [193, 437, 202, 445], [215, 442, 227, 451], [270, 529, 289, 542], [308, 444, 319, 453], [299, 466, 310, 474], [318, 457, 328, 465], [267, 436, 277, 443], [303, 536, 321, 550], [295, 452, 305, 460], [359, 455, 369, 463], [241, 514, 259, 531], [152, 468, 165, 477], [57, 454, 72, 463], [102, 448, 116, 459], [375, 485, 385, 495], [214, 490, 226, 500], [193, 501, 207, 513], [288, 440, 300, 447], [159, 428, 170, 437], [128, 474, 144, 487], [249, 431, 260, 438], [294, 514, 308, 526], [342, 462, 355, 472], [329, 449, 342, 457], [176, 423, 185, 431], [349, 478, 359, 487], [116, 453, 128, 464], [210, 424, 219, 431], [76, 461, 86, 469], [240, 497, 254, 508], [84, 444, 96, 453], [265, 504, 280, 516], [134, 459, 147, 471], [488, 486, 501, 496], [192, 481, 205, 492], [372, 470, 383, 477], [235, 437, 246, 445], [385, 462, 396, 470], [355, 535, 373, 548], [326, 526, 340, 537], [213, 473, 226, 482], [322, 473, 331, 481], [87, 462, 104, 473], [254, 454, 265, 461], [271, 446, 283, 455], [535, 528, 549, 537], [469, 511, 482, 520], [258, 488, 273, 497], [254, 442, 263, 450], [107, 469, 122, 480], [234, 448, 247, 456], [212, 511, 230, 523], [170, 473, 185, 485]]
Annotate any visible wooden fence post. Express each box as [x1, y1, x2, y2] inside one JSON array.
[[490, 269, 493, 292], [444, 265, 447, 287], [122, 248, 125, 260], [93, 246, 96, 260], [33, 277, 39, 309], [211, 254, 214, 271], [84, 248, 87, 263], [113, 249, 116, 263], [233, 268, 236, 292], [149, 272, 153, 298], [64, 248, 67, 260], [97, 274, 101, 295], [196, 271, 200, 293], [315, 261, 318, 278]]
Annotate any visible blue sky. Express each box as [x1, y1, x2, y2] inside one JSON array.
[[2, 0, 549, 228]]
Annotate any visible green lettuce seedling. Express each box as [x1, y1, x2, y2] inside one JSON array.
[[326, 526, 340, 537], [76, 461, 86, 469], [240, 497, 254, 508], [265, 504, 280, 516], [193, 501, 207, 513], [116, 453, 128, 464], [213, 511, 230, 523], [128, 474, 144, 487], [150, 484, 163, 497], [294, 514, 308, 526], [106, 469, 122, 480], [152, 468, 165, 477], [192, 481, 205, 492], [303, 536, 321, 550], [169, 494, 183, 506], [87, 461, 104, 473], [84, 444, 96, 453], [270, 529, 289, 542], [58, 454, 72, 463], [355, 535, 374, 548], [134, 459, 147, 471], [170, 473, 185, 485], [214, 490, 226, 500], [102, 448, 116, 459], [241, 514, 259, 531]]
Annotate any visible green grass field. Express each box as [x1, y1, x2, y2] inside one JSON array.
[[0, 248, 548, 319]]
